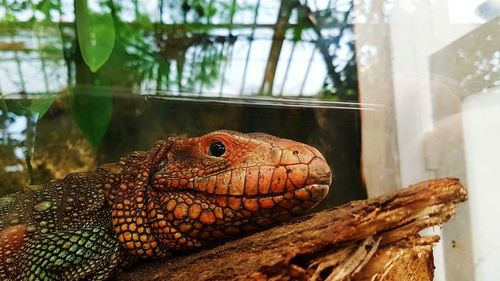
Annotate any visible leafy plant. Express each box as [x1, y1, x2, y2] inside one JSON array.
[[0, 0, 359, 149]]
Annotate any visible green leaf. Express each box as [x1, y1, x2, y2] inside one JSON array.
[[71, 88, 113, 148], [1, 95, 55, 120], [28, 95, 56, 120], [76, 0, 116, 72]]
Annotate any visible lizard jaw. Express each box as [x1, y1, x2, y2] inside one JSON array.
[[301, 183, 330, 202], [146, 172, 331, 253], [199, 183, 329, 199], [194, 182, 330, 221]]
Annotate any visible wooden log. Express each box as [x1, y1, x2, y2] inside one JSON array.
[[117, 178, 467, 281]]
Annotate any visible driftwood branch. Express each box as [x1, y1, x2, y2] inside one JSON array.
[[117, 178, 467, 281]]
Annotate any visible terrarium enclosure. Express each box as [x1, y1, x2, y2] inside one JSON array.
[[0, 0, 499, 280]]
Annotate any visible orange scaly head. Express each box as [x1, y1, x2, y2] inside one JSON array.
[[107, 130, 332, 258]]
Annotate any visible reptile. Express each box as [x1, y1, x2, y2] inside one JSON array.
[[0, 130, 332, 280]]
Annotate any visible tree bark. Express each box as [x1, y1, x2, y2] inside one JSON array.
[[116, 177, 467, 281]]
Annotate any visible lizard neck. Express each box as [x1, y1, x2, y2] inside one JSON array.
[[102, 140, 174, 258], [102, 152, 147, 208]]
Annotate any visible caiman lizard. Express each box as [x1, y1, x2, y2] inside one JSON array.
[[0, 130, 332, 280]]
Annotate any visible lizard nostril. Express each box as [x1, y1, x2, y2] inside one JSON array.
[[292, 150, 299, 155]]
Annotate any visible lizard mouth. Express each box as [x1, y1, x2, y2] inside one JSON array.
[[200, 183, 330, 215], [203, 183, 329, 199], [200, 169, 332, 201], [297, 183, 330, 201]]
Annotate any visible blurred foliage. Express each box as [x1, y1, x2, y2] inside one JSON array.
[[0, 0, 358, 147], [320, 39, 358, 101]]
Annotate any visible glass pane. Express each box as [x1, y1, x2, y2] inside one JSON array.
[[1, 0, 498, 279]]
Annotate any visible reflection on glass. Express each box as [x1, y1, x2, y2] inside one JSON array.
[[0, 1, 361, 200], [0, 0, 356, 98]]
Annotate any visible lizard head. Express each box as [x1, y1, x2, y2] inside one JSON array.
[[108, 130, 332, 257]]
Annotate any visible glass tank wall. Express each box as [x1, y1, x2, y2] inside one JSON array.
[[0, 0, 499, 280], [0, 0, 365, 209]]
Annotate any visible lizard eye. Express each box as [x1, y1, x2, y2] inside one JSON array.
[[209, 141, 226, 157]]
